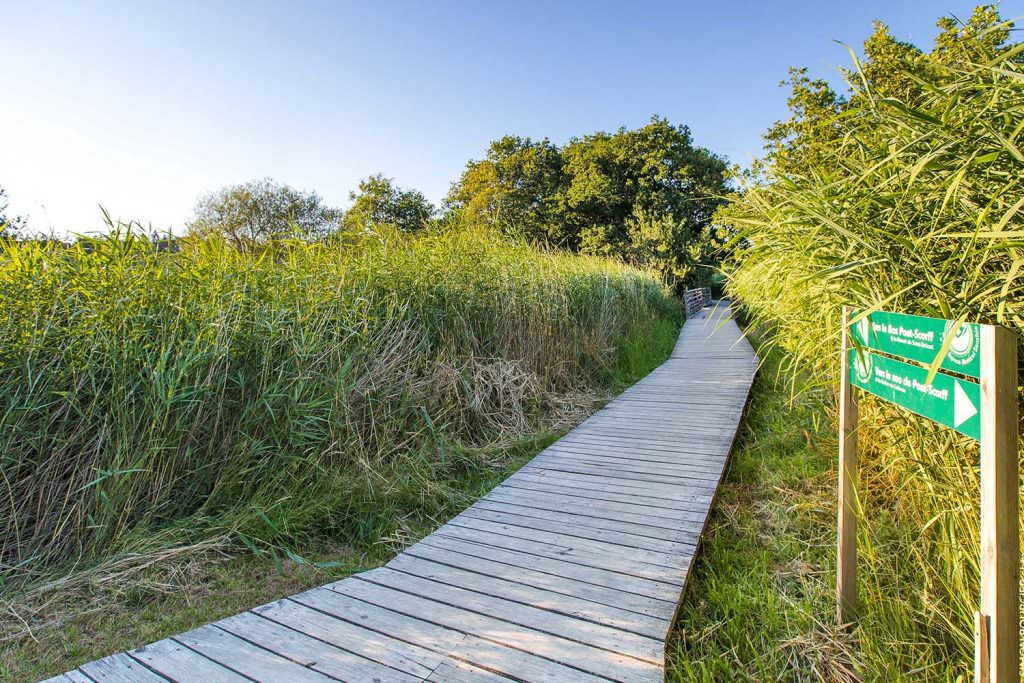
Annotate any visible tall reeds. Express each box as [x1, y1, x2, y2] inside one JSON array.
[[0, 221, 677, 592], [722, 28, 1024, 677]]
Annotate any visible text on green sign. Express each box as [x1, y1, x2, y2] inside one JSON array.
[[851, 310, 981, 379], [848, 348, 981, 441]]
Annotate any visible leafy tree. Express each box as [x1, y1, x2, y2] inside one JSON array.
[[562, 117, 728, 284], [753, 5, 1018, 186], [446, 137, 566, 243], [187, 178, 339, 249], [344, 174, 435, 233], [0, 186, 24, 237], [448, 118, 729, 287]]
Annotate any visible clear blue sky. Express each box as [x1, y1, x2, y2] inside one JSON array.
[[3, 1, 1022, 234]]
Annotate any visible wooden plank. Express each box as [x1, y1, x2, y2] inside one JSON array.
[[173, 625, 336, 682], [520, 460, 723, 488], [79, 654, 168, 682], [360, 567, 665, 664], [978, 323, 1019, 683], [504, 468, 713, 504], [446, 514, 686, 569], [39, 675, 91, 683], [529, 453, 723, 481], [540, 441, 729, 466], [456, 505, 697, 556], [581, 408, 744, 424], [538, 444, 727, 471], [425, 659, 517, 682], [387, 552, 669, 639], [434, 522, 685, 583], [129, 638, 250, 682], [469, 498, 702, 546], [300, 583, 617, 683], [252, 596, 445, 676], [592, 404, 743, 419], [976, 611, 991, 683], [491, 483, 707, 526], [836, 307, 858, 624], [570, 425, 735, 446], [290, 585, 612, 682], [330, 573, 663, 682], [402, 539, 676, 620], [216, 610, 423, 682], [417, 534, 680, 604], [554, 433, 735, 457], [289, 585, 467, 651], [585, 419, 739, 435], [481, 487, 710, 534], [503, 471, 713, 511]]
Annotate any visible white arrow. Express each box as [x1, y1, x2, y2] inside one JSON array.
[[954, 380, 978, 428]]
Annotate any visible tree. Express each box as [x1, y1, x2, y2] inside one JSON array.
[[448, 118, 729, 287], [446, 137, 566, 244], [562, 117, 729, 284], [187, 178, 339, 249], [0, 186, 24, 237], [754, 5, 1019, 187], [344, 174, 435, 233]]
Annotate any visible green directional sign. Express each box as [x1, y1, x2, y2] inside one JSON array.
[[850, 310, 981, 378], [848, 348, 981, 440]]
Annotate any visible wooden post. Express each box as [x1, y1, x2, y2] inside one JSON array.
[[837, 306, 859, 624], [978, 324, 1019, 683], [975, 611, 990, 683]]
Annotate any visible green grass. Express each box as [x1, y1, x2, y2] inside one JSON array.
[[667, 346, 857, 682], [667, 340, 994, 681], [1, 429, 564, 682]]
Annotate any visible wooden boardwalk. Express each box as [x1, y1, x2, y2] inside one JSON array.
[[46, 302, 757, 683]]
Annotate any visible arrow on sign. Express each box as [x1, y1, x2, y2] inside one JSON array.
[[954, 380, 978, 428]]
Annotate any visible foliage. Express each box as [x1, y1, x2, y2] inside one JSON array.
[[0, 218, 678, 603], [4, 308, 683, 683], [668, 347, 857, 681], [343, 174, 435, 233], [0, 186, 24, 237], [186, 177, 339, 249], [446, 136, 565, 242], [720, 5, 1024, 677], [448, 117, 730, 288]]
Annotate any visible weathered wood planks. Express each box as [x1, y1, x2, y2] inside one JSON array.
[[47, 301, 757, 683]]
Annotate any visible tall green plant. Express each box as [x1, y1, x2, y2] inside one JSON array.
[[721, 6, 1023, 678], [0, 220, 676, 593]]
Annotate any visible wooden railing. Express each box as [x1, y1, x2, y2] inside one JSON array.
[[684, 287, 711, 317]]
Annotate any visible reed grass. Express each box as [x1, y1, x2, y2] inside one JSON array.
[[721, 25, 1024, 678], [0, 218, 678, 603]]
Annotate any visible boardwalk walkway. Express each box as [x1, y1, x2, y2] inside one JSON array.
[[46, 302, 758, 683]]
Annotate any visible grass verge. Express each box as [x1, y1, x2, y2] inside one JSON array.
[[667, 345, 860, 682]]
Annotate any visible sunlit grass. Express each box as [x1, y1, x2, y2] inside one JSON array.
[[718, 35, 1024, 678], [0, 218, 680, 650]]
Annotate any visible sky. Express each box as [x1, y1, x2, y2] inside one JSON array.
[[3, 1, 1023, 235]]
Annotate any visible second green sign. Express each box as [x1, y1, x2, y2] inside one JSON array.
[[848, 349, 982, 441]]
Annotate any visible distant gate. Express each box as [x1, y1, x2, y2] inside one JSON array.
[[684, 287, 711, 317]]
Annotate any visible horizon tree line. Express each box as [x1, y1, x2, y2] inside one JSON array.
[[2, 115, 731, 288]]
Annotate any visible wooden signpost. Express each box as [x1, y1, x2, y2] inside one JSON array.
[[837, 307, 1019, 683]]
